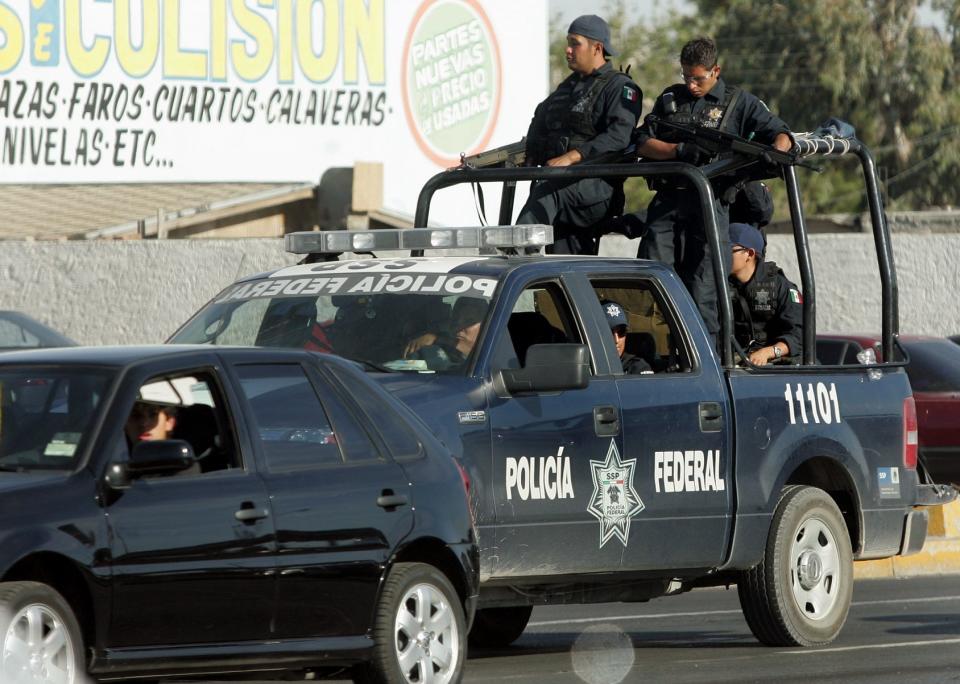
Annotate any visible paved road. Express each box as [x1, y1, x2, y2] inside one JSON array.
[[166, 576, 960, 684]]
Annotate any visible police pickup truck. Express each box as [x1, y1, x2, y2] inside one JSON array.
[[170, 134, 954, 650]]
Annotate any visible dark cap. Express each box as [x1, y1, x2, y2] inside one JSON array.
[[452, 298, 488, 329], [729, 222, 765, 256], [568, 15, 617, 56], [600, 300, 628, 329]]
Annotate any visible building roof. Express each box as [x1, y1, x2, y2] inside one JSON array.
[[0, 183, 299, 240]]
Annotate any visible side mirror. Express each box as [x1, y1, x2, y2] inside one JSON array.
[[105, 440, 197, 490], [497, 343, 590, 395]]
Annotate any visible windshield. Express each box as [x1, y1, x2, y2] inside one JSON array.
[[0, 368, 112, 472], [903, 340, 960, 392], [170, 261, 499, 374]]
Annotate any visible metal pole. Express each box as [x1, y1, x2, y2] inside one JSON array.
[[855, 145, 898, 361], [783, 165, 816, 365]]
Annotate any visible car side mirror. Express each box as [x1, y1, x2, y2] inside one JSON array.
[[105, 440, 197, 490], [496, 343, 590, 395]]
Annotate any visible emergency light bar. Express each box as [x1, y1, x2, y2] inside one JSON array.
[[284, 225, 553, 255]]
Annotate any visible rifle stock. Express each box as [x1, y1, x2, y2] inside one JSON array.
[[460, 138, 527, 168]]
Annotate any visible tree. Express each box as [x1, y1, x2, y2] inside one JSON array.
[[689, 0, 960, 212]]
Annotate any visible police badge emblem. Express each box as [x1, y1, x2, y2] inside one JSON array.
[[587, 440, 645, 548]]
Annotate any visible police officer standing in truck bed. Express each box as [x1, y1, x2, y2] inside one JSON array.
[[631, 36, 793, 340], [517, 15, 642, 255]]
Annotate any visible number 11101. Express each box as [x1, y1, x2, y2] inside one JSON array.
[[784, 382, 842, 425]]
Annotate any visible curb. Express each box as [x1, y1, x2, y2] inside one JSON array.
[[855, 499, 960, 578]]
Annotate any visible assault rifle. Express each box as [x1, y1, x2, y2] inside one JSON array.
[[459, 138, 526, 169], [646, 115, 815, 171]]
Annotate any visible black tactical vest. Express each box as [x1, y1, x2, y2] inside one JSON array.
[[732, 262, 782, 348], [532, 69, 617, 163]]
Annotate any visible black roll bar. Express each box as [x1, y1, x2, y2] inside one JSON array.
[[413, 139, 897, 370], [414, 162, 735, 367]]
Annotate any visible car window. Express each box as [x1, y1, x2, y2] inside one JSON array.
[[590, 278, 693, 373], [169, 268, 500, 375], [904, 341, 960, 392], [235, 363, 344, 470], [326, 365, 422, 462], [125, 371, 241, 475], [0, 368, 111, 471], [493, 281, 584, 370], [0, 320, 40, 349]]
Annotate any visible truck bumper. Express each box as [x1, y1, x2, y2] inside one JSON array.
[[899, 508, 929, 556]]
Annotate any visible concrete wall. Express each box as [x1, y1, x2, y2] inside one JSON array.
[[1, 234, 959, 346]]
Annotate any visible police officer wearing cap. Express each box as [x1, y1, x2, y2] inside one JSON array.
[[631, 36, 793, 339], [517, 15, 642, 255], [728, 222, 803, 366], [601, 300, 652, 374]]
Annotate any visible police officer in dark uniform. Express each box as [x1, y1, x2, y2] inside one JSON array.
[[601, 300, 652, 374], [728, 223, 802, 366], [517, 15, 642, 255], [632, 36, 793, 339]]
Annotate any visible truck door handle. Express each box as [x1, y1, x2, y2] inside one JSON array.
[[594, 405, 619, 437], [699, 402, 723, 433], [377, 492, 409, 509], [234, 506, 270, 523]]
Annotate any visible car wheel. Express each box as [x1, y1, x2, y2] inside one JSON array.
[[468, 606, 533, 648], [0, 581, 85, 684], [738, 485, 853, 646], [356, 562, 466, 684]]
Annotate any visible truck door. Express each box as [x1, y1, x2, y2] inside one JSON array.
[[589, 277, 733, 570], [485, 279, 626, 578]]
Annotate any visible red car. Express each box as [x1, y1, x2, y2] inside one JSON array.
[[817, 334, 960, 485]]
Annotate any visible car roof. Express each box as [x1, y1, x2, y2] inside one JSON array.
[[819, 333, 947, 345], [233, 254, 673, 284], [0, 344, 319, 368]]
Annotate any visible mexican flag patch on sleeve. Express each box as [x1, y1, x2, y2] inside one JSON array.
[[789, 289, 803, 303], [622, 86, 638, 102]]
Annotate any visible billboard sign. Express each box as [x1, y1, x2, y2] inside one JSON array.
[[0, 0, 548, 221]]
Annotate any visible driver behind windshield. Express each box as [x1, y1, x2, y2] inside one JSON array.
[[403, 298, 489, 370]]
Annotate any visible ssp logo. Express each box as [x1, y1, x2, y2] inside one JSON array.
[[402, 0, 502, 167]]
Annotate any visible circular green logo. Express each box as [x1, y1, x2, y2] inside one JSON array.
[[403, 0, 502, 166]]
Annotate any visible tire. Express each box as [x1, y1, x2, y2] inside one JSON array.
[[738, 485, 854, 647], [355, 562, 466, 684], [0, 581, 85, 684], [468, 606, 533, 648]]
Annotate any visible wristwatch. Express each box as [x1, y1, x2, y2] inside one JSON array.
[[773, 345, 783, 360]]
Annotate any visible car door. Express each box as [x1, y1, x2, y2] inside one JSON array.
[[485, 277, 626, 577], [104, 358, 277, 648], [589, 276, 733, 570], [229, 359, 413, 640]]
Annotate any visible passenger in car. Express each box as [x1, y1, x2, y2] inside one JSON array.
[[728, 222, 803, 365], [601, 300, 653, 374]]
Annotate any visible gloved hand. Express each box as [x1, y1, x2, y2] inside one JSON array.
[[675, 141, 703, 165]]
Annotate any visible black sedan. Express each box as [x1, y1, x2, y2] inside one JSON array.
[[0, 310, 77, 351], [0, 345, 477, 683]]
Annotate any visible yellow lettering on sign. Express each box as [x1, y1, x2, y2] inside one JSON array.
[[115, 0, 159, 77], [0, 3, 22, 73], [231, 0, 274, 81], [211, 0, 228, 80], [65, 0, 110, 76], [33, 21, 53, 63], [276, 0, 294, 82], [297, 0, 337, 83], [344, 0, 383, 84], [163, 0, 207, 78]]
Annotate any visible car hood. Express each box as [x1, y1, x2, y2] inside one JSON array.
[[0, 472, 68, 493]]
